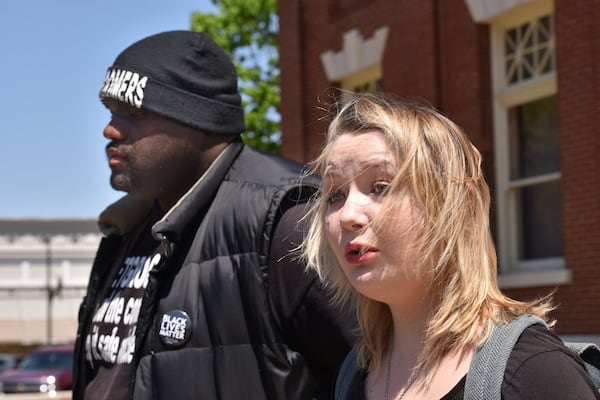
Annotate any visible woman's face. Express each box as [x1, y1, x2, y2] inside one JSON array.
[[323, 131, 426, 307]]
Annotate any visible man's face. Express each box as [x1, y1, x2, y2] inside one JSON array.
[[102, 98, 214, 205]]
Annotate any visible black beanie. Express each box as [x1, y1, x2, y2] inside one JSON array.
[[99, 30, 245, 135]]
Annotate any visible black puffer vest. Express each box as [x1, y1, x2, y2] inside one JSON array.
[[73, 141, 321, 400]]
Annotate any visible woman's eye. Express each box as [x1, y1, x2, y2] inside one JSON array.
[[373, 182, 390, 196], [326, 191, 345, 204]]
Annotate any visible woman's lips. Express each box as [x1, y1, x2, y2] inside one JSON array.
[[344, 243, 378, 264], [345, 251, 377, 264]]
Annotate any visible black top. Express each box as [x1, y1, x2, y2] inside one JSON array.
[[346, 325, 599, 400], [270, 203, 358, 394], [83, 203, 357, 400]]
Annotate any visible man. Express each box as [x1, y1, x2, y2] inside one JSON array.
[[73, 30, 355, 400]]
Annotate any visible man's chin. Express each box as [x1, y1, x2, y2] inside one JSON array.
[[110, 176, 132, 193]]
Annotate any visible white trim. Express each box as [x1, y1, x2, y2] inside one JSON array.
[[320, 26, 389, 81], [508, 171, 560, 189], [465, 0, 545, 23], [486, 0, 553, 29], [498, 266, 571, 288], [497, 75, 556, 107], [513, 256, 565, 271], [0, 279, 89, 290]]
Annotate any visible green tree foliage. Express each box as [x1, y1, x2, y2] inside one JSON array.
[[191, 0, 280, 153]]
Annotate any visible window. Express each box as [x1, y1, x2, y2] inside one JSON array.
[[504, 15, 554, 85], [489, 0, 569, 287], [508, 95, 562, 260]]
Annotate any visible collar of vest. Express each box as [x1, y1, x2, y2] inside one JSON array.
[[97, 194, 154, 236], [151, 140, 245, 242]]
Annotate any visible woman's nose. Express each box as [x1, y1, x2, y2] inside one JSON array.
[[339, 193, 370, 231]]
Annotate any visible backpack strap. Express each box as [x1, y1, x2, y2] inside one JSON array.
[[564, 341, 600, 390], [335, 349, 361, 400], [463, 314, 547, 400]]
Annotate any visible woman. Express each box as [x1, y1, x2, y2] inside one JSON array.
[[303, 92, 599, 399]]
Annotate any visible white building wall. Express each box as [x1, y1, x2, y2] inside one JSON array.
[[0, 227, 101, 345]]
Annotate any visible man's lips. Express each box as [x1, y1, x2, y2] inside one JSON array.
[[106, 147, 126, 166]]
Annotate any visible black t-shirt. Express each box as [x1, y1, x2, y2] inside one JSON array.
[[83, 203, 356, 400], [347, 324, 600, 400], [84, 206, 164, 400]]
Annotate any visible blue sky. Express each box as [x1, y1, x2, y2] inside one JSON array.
[[0, 0, 217, 218]]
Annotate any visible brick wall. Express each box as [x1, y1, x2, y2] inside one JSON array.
[[278, 0, 600, 333], [544, 0, 600, 332]]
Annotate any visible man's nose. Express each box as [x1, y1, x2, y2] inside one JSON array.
[[103, 120, 125, 141]]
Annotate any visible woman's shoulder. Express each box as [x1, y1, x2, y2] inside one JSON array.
[[503, 324, 600, 399], [510, 323, 569, 354]]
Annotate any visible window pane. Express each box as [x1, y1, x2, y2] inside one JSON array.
[[538, 48, 552, 74], [506, 60, 516, 84], [523, 25, 534, 49], [518, 180, 563, 259], [538, 15, 551, 42], [523, 52, 535, 79], [505, 29, 517, 56], [509, 96, 559, 179], [519, 23, 529, 44]]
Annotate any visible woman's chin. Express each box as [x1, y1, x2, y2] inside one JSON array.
[[347, 268, 387, 296]]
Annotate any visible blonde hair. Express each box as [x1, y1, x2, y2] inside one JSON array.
[[302, 92, 553, 379]]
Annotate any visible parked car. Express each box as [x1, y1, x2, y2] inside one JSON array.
[[0, 344, 73, 394], [0, 354, 21, 375]]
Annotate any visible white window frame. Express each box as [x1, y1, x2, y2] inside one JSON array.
[[489, 0, 570, 288]]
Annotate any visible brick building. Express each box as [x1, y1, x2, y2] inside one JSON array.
[[278, 0, 600, 337]]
